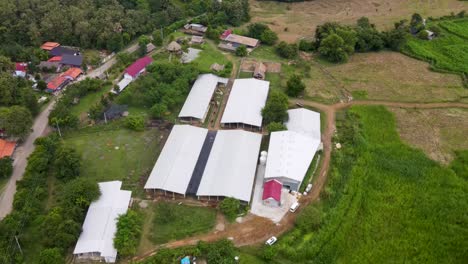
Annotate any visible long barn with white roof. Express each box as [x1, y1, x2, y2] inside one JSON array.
[[221, 78, 269, 130], [73, 181, 131, 263]]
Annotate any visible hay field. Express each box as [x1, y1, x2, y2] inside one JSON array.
[[250, 0, 468, 42]]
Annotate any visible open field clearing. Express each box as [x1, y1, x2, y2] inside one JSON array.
[[249, 0, 468, 42], [305, 52, 467, 103], [403, 18, 468, 74], [64, 127, 162, 196], [390, 107, 468, 164]]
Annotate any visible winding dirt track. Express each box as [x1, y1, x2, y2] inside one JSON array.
[[132, 99, 468, 262]]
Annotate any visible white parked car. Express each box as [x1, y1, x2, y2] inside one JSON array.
[[289, 202, 300, 213], [265, 236, 277, 246], [306, 184, 313, 193]]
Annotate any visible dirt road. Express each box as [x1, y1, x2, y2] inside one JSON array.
[[0, 42, 140, 220], [133, 99, 468, 262]]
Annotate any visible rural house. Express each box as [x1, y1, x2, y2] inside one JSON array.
[[253, 62, 266, 80], [183, 23, 207, 36], [218, 29, 259, 52], [115, 56, 153, 93], [262, 179, 282, 207], [14, 63, 27, 77]]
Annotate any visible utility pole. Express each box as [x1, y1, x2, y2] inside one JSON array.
[[160, 27, 164, 40], [14, 236, 23, 256], [55, 119, 62, 138], [104, 112, 108, 124]]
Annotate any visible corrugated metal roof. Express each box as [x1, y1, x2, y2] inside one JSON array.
[[221, 78, 270, 128], [144, 125, 208, 195], [262, 179, 282, 201], [0, 139, 16, 159], [125, 56, 153, 78], [196, 130, 262, 202], [73, 181, 131, 262], [286, 108, 321, 140], [178, 74, 228, 120]]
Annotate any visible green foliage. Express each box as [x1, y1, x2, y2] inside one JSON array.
[[382, 28, 407, 51], [262, 246, 278, 261], [355, 17, 384, 52], [286, 74, 306, 97], [151, 202, 217, 244], [410, 13, 425, 33], [402, 18, 468, 74], [150, 103, 168, 118], [198, 239, 237, 264], [58, 178, 100, 221], [235, 45, 248, 57], [219, 197, 241, 222], [38, 248, 63, 264], [125, 116, 145, 131], [114, 210, 143, 257], [417, 29, 429, 40], [152, 31, 163, 46], [0, 105, 33, 139], [53, 146, 81, 181], [0, 56, 14, 72], [261, 90, 289, 125], [450, 150, 468, 179], [298, 39, 315, 52], [318, 33, 350, 63], [0, 72, 38, 115], [276, 41, 298, 59], [267, 122, 287, 133], [0, 157, 13, 179], [247, 23, 278, 45], [37, 80, 47, 91], [275, 106, 468, 263]]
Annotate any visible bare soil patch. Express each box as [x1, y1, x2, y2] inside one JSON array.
[[240, 59, 282, 73], [390, 107, 468, 164], [250, 0, 467, 42], [306, 52, 467, 103]]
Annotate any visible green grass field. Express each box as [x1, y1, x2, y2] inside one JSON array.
[[63, 126, 161, 196], [69, 85, 110, 117], [402, 18, 468, 74], [149, 202, 217, 244], [270, 105, 468, 263], [192, 41, 230, 73]]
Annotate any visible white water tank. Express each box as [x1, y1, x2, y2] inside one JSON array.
[[259, 155, 267, 165], [261, 151, 268, 157]]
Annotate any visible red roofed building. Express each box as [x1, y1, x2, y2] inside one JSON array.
[[220, 29, 232, 40], [124, 56, 153, 79], [47, 75, 69, 92], [63, 68, 83, 80], [48, 56, 62, 62], [14, 63, 27, 77], [0, 139, 16, 159], [262, 179, 282, 207], [41, 42, 60, 51]]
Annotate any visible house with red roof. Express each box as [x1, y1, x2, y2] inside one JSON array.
[[47, 75, 69, 92], [14, 63, 28, 77], [0, 139, 16, 159], [41, 42, 60, 51], [63, 68, 83, 80], [262, 179, 282, 207], [114, 56, 153, 94]]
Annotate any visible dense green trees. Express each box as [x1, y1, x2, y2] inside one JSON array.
[[38, 248, 64, 264], [315, 23, 357, 62], [286, 74, 306, 97], [247, 23, 278, 45], [235, 45, 248, 57], [276, 41, 298, 59], [267, 122, 287, 133], [54, 146, 81, 181], [355, 17, 384, 52], [0, 106, 33, 139], [114, 210, 143, 257], [0, 157, 13, 179], [261, 90, 289, 125]]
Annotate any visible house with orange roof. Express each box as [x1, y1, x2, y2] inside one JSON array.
[[63, 68, 83, 80], [0, 139, 16, 159], [47, 75, 69, 92], [41, 42, 60, 51]]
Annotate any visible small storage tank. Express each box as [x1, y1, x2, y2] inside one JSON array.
[[259, 155, 267, 165], [261, 151, 268, 157]]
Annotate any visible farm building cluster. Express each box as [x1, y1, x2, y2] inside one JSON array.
[[218, 29, 259, 52]]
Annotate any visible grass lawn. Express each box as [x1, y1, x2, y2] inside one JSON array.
[[63, 126, 161, 197], [402, 18, 468, 74], [70, 85, 111, 117], [274, 105, 468, 263], [191, 41, 230, 73], [149, 202, 217, 244], [249, 45, 286, 62]]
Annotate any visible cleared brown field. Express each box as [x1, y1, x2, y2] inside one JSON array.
[[250, 0, 468, 42], [305, 51, 468, 103], [390, 107, 468, 164]]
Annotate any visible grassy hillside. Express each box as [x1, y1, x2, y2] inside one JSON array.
[[270, 105, 468, 263], [402, 18, 468, 75]]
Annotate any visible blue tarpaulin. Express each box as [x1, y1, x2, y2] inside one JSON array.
[[181, 256, 190, 264]]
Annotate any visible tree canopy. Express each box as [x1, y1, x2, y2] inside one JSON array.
[[262, 90, 289, 125]]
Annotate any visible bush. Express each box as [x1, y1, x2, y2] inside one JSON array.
[[219, 197, 240, 222], [417, 30, 429, 39], [247, 23, 278, 45], [286, 74, 306, 97], [261, 90, 289, 125], [276, 41, 298, 59], [298, 39, 315, 52], [125, 116, 145, 131], [53, 146, 81, 181], [0, 157, 13, 179], [114, 210, 143, 257], [295, 205, 322, 232], [263, 246, 278, 261], [235, 45, 248, 57], [38, 248, 64, 264], [267, 122, 287, 133]]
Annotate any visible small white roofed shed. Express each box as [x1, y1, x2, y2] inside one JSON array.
[[73, 181, 131, 263], [221, 78, 269, 129], [197, 130, 262, 203], [178, 74, 228, 122], [264, 108, 321, 192], [144, 125, 208, 195]]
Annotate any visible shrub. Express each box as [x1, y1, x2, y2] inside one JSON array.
[[318, 33, 348, 62], [0, 157, 13, 179], [235, 45, 248, 57], [286, 74, 306, 97], [114, 210, 143, 257], [267, 122, 287, 133], [53, 146, 81, 181], [417, 30, 429, 40], [276, 41, 298, 59], [219, 197, 240, 222], [298, 39, 315, 52], [125, 116, 145, 131], [262, 90, 289, 125], [38, 248, 64, 264], [263, 246, 278, 260]]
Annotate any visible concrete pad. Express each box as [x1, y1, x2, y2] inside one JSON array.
[[250, 164, 297, 223]]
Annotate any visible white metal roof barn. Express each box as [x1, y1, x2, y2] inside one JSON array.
[[144, 125, 208, 195], [221, 78, 270, 129], [286, 108, 321, 140], [197, 130, 262, 203], [73, 181, 131, 263], [178, 74, 228, 121], [264, 108, 322, 192]]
